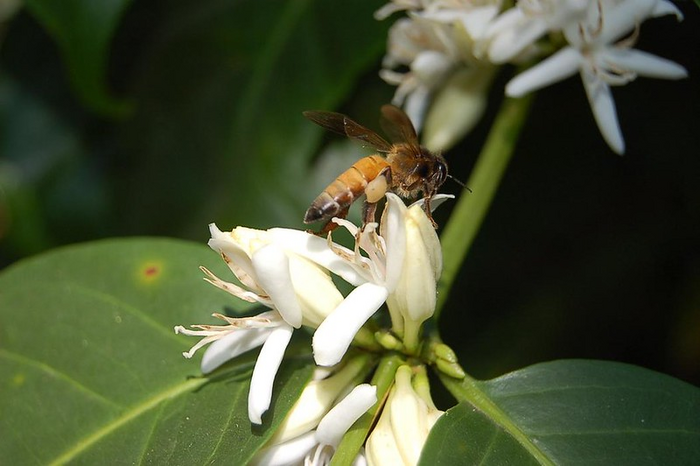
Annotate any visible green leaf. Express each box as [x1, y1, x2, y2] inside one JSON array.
[[424, 360, 700, 465], [24, 0, 134, 116], [0, 238, 313, 464]]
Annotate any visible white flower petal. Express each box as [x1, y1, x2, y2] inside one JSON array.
[[316, 384, 377, 447], [600, 0, 656, 44], [268, 228, 369, 286], [200, 327, 270, 374], [252, 245, 303, 328], [249, 324, 294, 424], [411, 51, 452, 87], [403, 85, 432, 132], [207, 222, 227, 242], [208, 224, 260, 291], [388, 200, 441, 328], [422, 6, 498, 41], [483, 7, 523, 43], [209, 225, 253, 263], [581, 70, 625, 155], [651, 0, 683, 21], [457, 6, 501, 41], [390, 367, 429, 465], [313, 283, 389, 367], [288, 258, 344, 328], [382, 193, 408, 292], [250, 430, 318, 466], [407, 203, 442, 281], [409, 193, 454, 212], [506, 47, 582, 97], [604, 49, 687, 80], [488, 17, 548, 64], [423, 67, 493, 151], [271, 357, 367, 444], [365, 387, 404, 466]]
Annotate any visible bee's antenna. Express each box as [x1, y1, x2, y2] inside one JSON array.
[[448, 174, 472, 193]]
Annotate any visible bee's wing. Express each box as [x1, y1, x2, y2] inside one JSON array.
[[303, 110, 392, 152], [379, 104, 421, 152]]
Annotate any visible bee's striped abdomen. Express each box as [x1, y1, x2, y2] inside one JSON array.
[[304, 155, 389, 224]]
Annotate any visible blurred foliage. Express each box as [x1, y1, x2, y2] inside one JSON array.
[[0, 0, 390, 260], [0, 0, 699, 397], [24, 0, 135, 116]]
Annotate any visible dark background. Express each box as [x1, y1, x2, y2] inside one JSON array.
[[1, 1, 698, 388]]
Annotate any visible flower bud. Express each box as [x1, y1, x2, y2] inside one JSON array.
[[422, 66, 495, 152], [382, 196, 442, 352]]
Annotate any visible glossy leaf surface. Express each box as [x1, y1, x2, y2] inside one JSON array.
[[422, 360, 700, 465], [0, 238, 313, 464]]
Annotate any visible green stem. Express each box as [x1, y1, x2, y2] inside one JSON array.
[[437, 371, 554, 466], [402, 316, 422, 357], [436, 95, 533, 319]]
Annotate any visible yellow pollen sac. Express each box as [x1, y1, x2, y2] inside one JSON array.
[[365, 175, 388, 203]]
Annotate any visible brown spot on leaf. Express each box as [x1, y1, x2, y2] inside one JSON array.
[[138, 260, 164, 284]]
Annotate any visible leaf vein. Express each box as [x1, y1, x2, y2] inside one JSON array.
[[48, 377, 207, 465], [0, 349, 122, 410]]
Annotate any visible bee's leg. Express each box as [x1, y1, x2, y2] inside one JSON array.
[[361, 201, 378, 227], [422, 188, 438, 229], [315, 205, 352, 236], [362, 167, 392, 230]]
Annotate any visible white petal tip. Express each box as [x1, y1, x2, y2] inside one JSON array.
[[504, 81, 526, 98], [316, 384, 378, 447]]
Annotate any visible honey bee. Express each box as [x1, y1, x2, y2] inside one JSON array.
[[303, 104, 449, 233]]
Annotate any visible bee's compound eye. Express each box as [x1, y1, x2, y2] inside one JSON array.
[[436, 161, 447, 185]]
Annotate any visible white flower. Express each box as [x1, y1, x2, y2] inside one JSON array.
[[175, 224, 346, 424], [377, 0, 502, 40], [421, 0, 502, 42], [377, 1, 500, 142], [385, 195, 443, 353], [206, 224, 345, 328], [505, 0, 687, 154], [374, 0, 427, 21], [380, 15, 461, 130], [312, 193, 450, 366], [175, 311, 292, 424], [482, 0, 589, 64], [251, 383, 377, 466], [366, 365, 443, 466]]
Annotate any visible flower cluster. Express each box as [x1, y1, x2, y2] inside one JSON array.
[[377, 0, 687, 154], [251, 358, 377, 465], [175, 193, 451, 464]]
